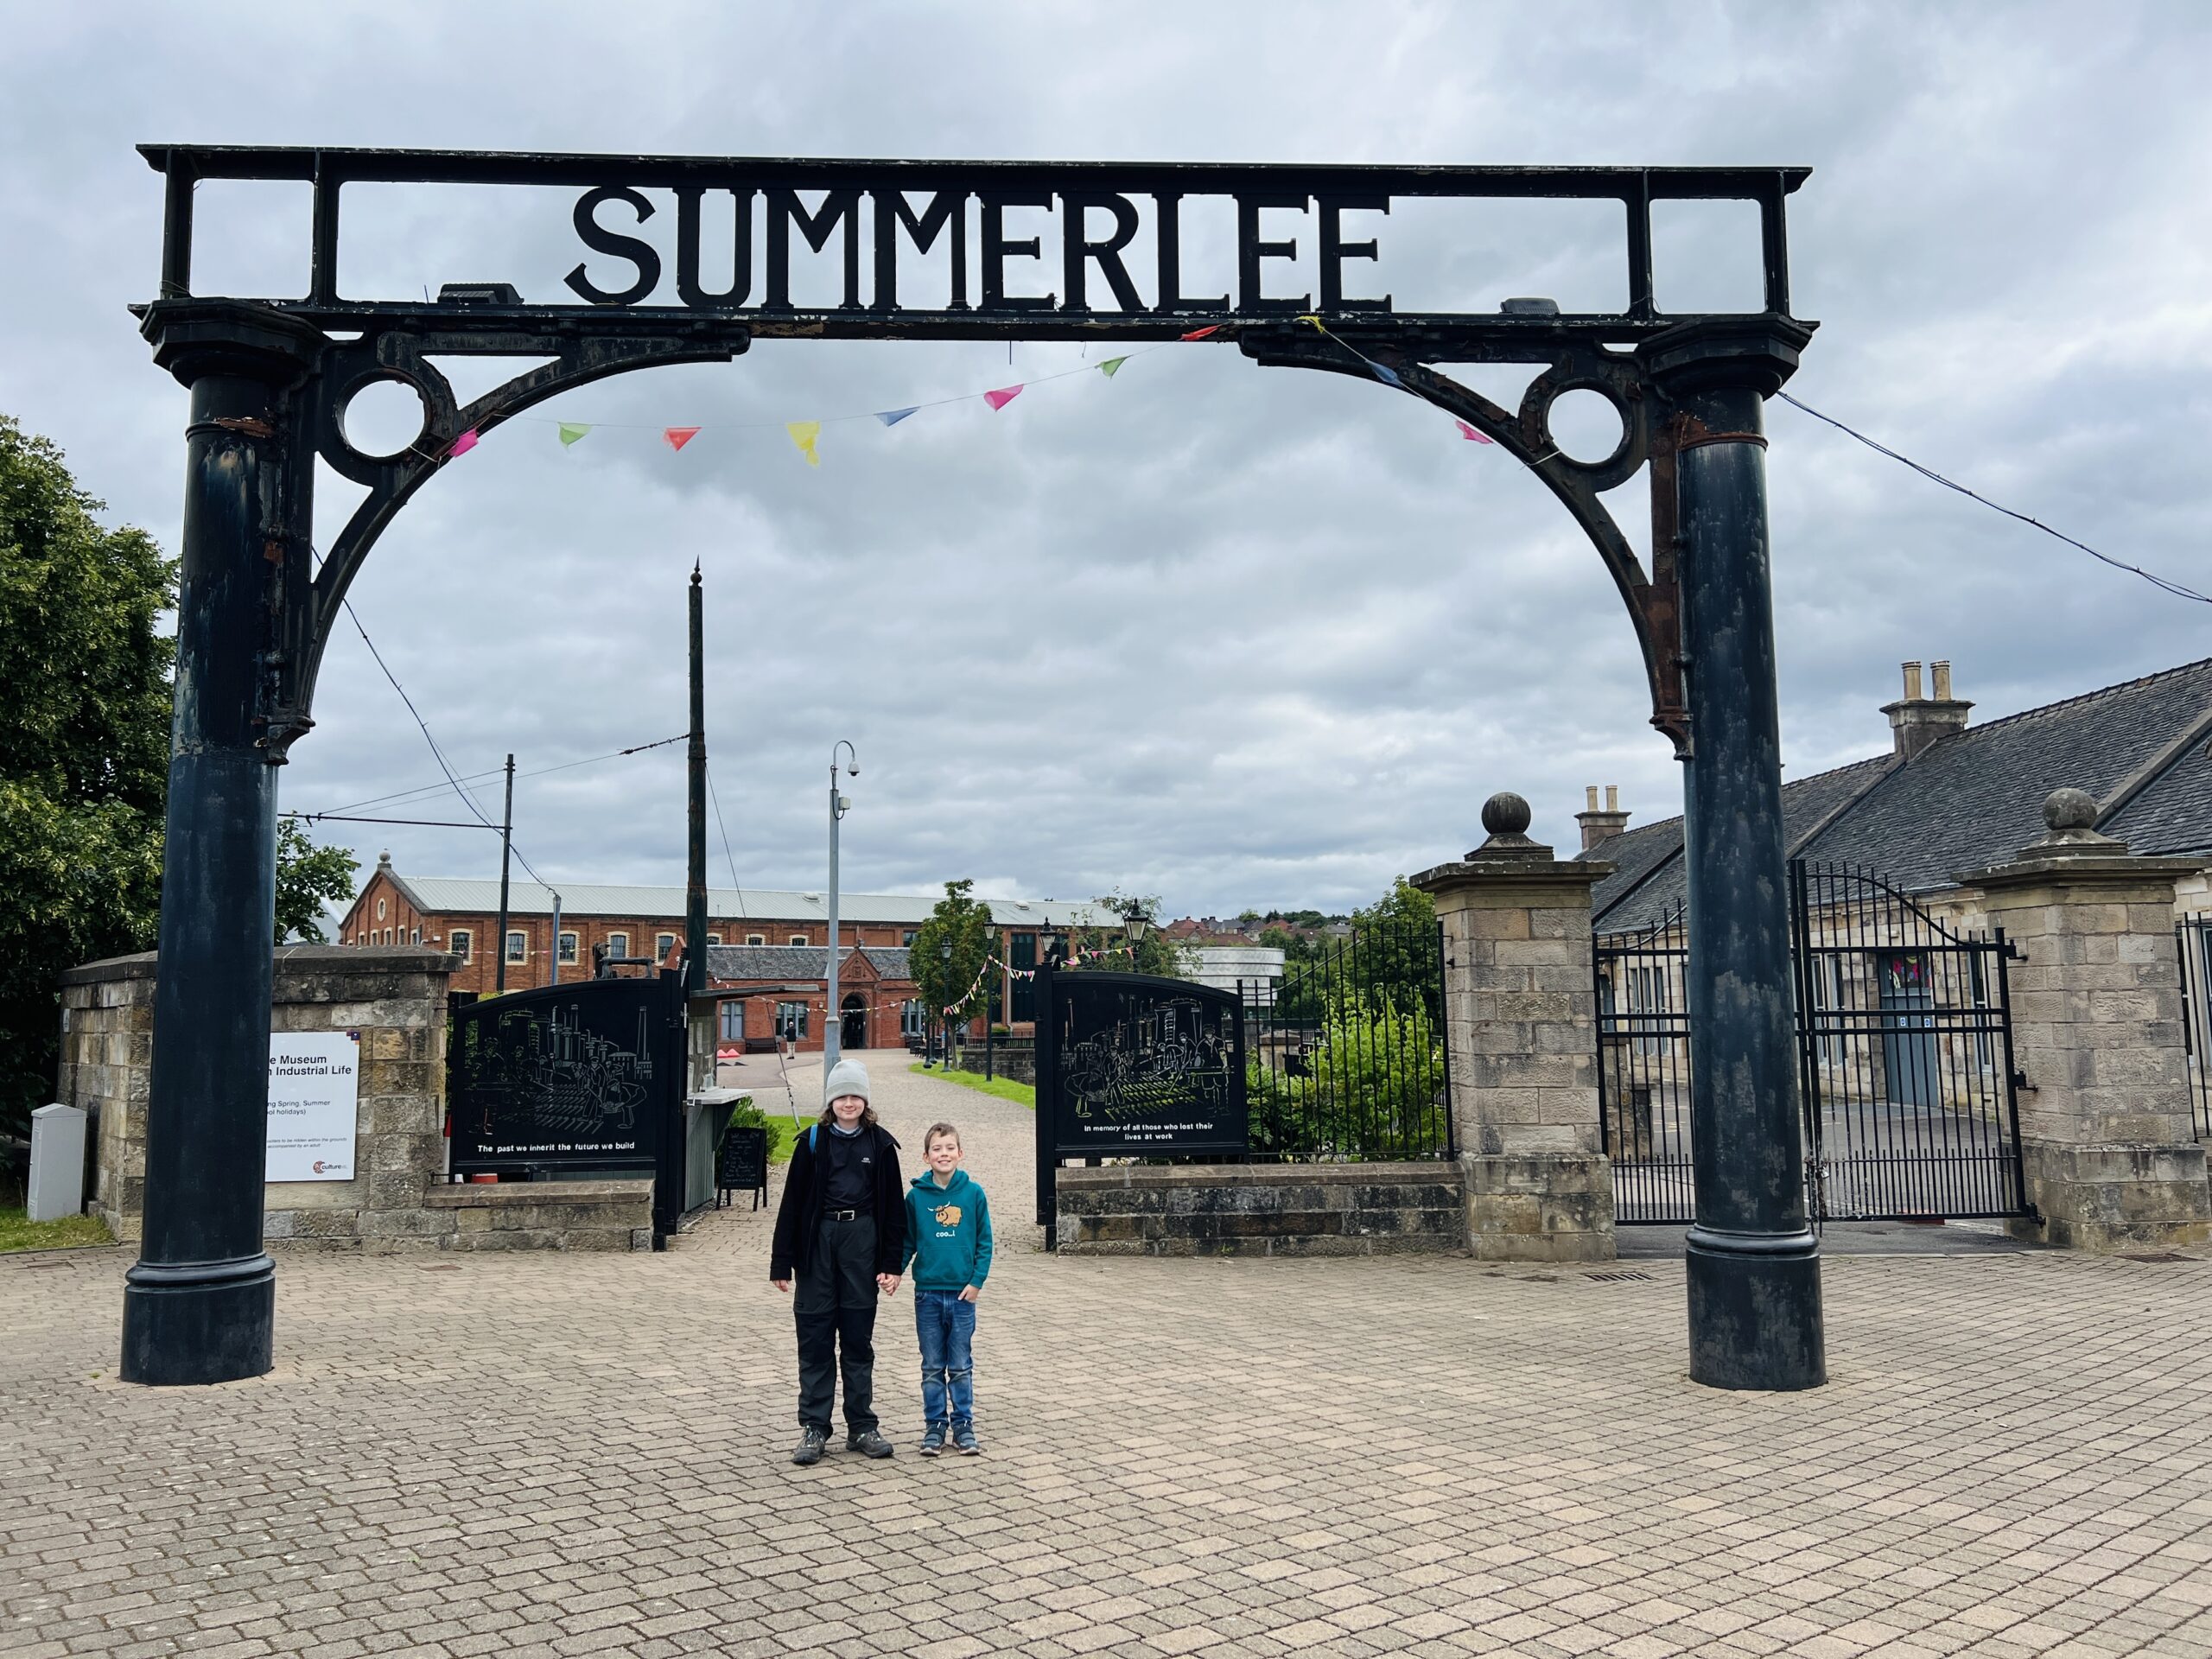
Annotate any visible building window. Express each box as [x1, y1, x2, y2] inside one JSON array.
[[776, 1001, 809, 1040], [558, 931, 579, 964], [721, 1001, 744, 1041], [903, 930, 918, 946], [656, 932, 677, 961], [450, 930, 472, 962], [505, 931, 527, 963], [747, 933, 765, 946], [411, 928, 422, 945], [901, 999, 925, 1038], [607, 931, 629, 960], [790, 934, 808, 947], [1009, 932, 1038, 1023], [377, 898, 387, 920]]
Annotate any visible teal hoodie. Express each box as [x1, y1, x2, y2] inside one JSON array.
[[901, 1167, 994, 1291]]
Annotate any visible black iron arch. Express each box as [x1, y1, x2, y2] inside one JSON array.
[[121, 145, 1828, 1397]]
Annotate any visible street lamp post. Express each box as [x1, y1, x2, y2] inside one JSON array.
[[823, 741, 857, 1090], [1119, 898, 1154, 961]]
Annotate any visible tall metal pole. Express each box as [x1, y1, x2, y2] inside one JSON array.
[[1643, 317, 1825, 1391], [123, 306, 323, 1386], [550, 890, 562, 988], [686, 564, 709, 999], [824, 741, 856, 1088], [493, 753, 515, 994]]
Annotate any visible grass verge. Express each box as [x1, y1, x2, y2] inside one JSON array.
[[913, 1062, 1036, 1110], [0, 1207, 115, 1254]]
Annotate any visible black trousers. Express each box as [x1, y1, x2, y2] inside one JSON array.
[[794, 1215, 879, 1433]]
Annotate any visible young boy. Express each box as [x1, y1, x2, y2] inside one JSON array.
[[900, 1122, 994, 1456]]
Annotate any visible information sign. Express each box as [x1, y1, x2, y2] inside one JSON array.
[[266, 1033, 361, 1182]]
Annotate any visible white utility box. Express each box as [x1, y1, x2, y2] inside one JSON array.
[[28, 1103, 88, 1222]]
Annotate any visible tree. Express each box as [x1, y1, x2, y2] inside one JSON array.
[[1063, 891, 1192, 978], [275, 822, 359, 944], [0, 415, 174, 1144], [910, 880, 995, 1034]]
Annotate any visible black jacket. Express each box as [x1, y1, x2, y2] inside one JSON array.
[[770, 1121, 906, 1281]]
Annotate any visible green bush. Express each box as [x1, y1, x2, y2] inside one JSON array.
[[1248, 987, 1446, 1161]]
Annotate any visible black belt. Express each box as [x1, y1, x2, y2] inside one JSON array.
[[825, 1208, 863, 1221]]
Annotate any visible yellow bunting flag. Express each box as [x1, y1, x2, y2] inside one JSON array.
[[786, 421, 822, 467], [1097, 357, 1128, 377]]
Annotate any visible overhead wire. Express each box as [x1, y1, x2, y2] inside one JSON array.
[[1775, 392, 2212, 607]]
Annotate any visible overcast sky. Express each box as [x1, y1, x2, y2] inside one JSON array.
[[4, 3, 2208, 920]]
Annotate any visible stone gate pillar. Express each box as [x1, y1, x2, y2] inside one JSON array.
[[1967, 790, 2211, 1252], [1414, 793, 1615, 1262]]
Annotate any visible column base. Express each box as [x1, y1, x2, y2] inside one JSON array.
[[119, 1254, 276, 1386], [1461, 1152, 1617, 1262], [2008, 1142, 2212, 1253], [1686, 1226, 1825, 1390]]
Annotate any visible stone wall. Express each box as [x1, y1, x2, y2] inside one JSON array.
[[951, 1040, 1037, 1086], [59, 946, 652, 1253], [1055, 1162, 1465, 1255]]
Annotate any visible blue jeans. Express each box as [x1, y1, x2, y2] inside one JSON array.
[[913, 1287, 976, 1429]]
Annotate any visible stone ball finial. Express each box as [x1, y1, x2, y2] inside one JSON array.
[[2043, 788, 2098, 833], [1481, 791, 1532, 837]]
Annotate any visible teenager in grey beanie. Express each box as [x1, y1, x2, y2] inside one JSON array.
[[824, 1057, 871, 1106]]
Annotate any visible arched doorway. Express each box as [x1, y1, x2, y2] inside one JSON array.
[[121, 144, 1825, 1392], [841, 995, 868, 1053]]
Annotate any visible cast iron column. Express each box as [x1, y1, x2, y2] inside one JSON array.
[[1643, 316, 1825, 1391], [123, 306, 323, 1386]]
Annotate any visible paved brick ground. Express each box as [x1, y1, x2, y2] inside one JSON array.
[[6, 1056, 2212, 1658]]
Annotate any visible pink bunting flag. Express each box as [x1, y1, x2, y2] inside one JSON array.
[[448, 429, 479, 458], [1454, 420, 1496, 445], [1179, 325, 1222, 341], [983, 385, 1023, 411], [663, 427, 701, 451]]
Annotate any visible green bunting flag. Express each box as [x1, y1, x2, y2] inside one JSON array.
[[1097, 357, 1128, 378], [557, 423, 591, 447]]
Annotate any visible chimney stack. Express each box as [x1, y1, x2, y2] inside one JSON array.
[[1881, 658, 1972, 760], [1575, 784, 1631, 852]]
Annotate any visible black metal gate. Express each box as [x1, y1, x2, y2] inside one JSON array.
[[2177, 914, 2212, 1143], [447, 972, 689, 1240], [1597, 861, 2030, 1224], [1241, 920, 1453, 1164]]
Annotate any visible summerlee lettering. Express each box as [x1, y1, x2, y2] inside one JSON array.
[[563, 185, 1392, 317]]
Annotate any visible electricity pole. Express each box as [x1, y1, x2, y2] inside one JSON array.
[[493, 753, 515, 992]]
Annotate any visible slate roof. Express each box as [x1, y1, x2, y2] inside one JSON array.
[[1588, 658, 2212, 931], [702, 944, 913, 982]]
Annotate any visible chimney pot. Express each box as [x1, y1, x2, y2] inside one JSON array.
[[1605, 785, 1618, 811], [1573, 784, 1631, 854], [1585, 785, 1599, 811], [1931, 659, 1953, 700], [1902, 660, 1923, 701]]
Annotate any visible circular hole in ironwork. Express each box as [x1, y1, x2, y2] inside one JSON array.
[[1545, 387, 1626, 466], [340, 378, 429, 461]]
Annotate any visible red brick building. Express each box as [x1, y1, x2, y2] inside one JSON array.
[[339, 856, 1108, 1040]]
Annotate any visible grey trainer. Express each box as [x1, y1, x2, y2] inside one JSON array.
[[791, 1427, 828, 1466], [848, 1427, 894, 1459]]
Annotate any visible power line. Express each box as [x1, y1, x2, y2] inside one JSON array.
[[312, 733, 690, 818], [704, 760, 749, 923], [1775, 392, 2212, 607]]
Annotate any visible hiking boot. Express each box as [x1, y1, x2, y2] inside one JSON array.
[[848, 1427, 894, 1459], [791, 1427, 828, 1466], [918, 1422, 947, 1458], [952, 1422, 981, 1456]]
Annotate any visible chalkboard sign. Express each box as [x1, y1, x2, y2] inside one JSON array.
[[716, 1124, 769, 1210]]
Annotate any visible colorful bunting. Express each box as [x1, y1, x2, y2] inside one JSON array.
[[1097, 356, 1128, 377], [1370, 362, 1405, 389], [874, 408, 917, 427], [1179, 325, 1222, 341], [1454, 419, 1496, 445], [983, 385, 1023, 411], [448, 429, 479, 459], [557, 422, 591, 447], [663, 426, 700, 451], [786, 421, 822, 466]]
